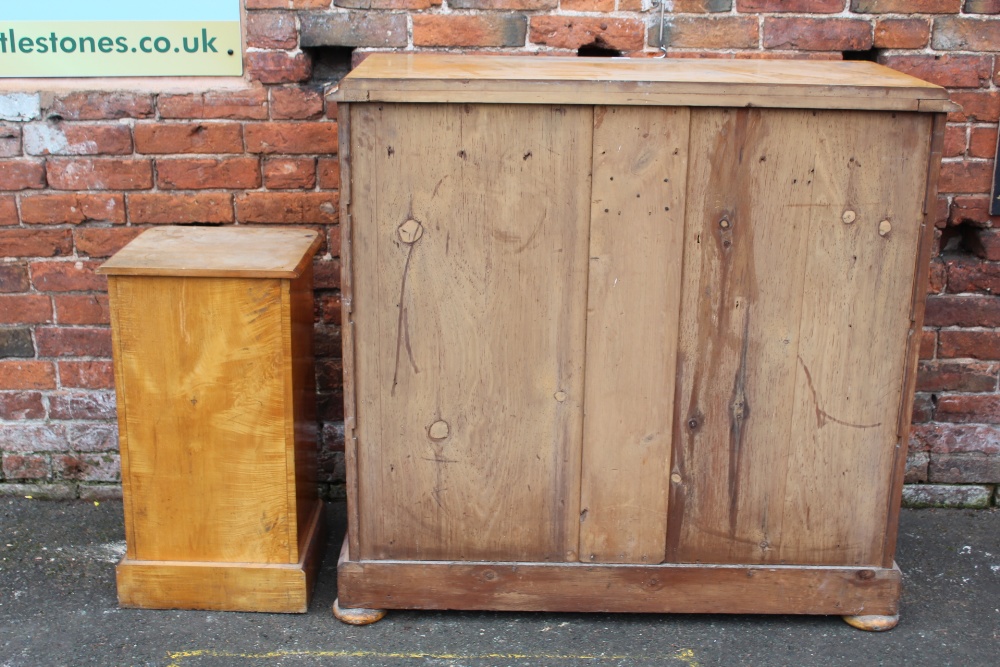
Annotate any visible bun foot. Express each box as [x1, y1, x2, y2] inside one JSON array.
[[332, 598, 387, 625], [842, 613, 899, 632]]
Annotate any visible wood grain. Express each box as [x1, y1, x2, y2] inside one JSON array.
[[350, 102, 592, 562], [578, 106, 688, 564]]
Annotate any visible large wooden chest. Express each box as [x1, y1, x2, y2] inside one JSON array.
[[333, 55, 952, 626]]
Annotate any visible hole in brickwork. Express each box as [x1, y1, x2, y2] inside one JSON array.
[[306, 46, 355, 84], [577, 42, 622, 58], [843, 48, 881, 63]]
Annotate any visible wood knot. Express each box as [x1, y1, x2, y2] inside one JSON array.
[[842, 210, 856, 224], [670, 473, 682, 484], [857, 569, 876, 580], [398, 219, 424, 244], [878, 219, 892, 237], [554, 391, 567, 402], [428, 420, 450, 440]]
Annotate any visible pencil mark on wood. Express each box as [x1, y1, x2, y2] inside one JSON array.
[[728, 309, 751, 536], [391, 243, 417, 397], [798, 356, 882, 430]]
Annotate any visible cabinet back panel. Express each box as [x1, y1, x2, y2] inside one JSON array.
[[350, 103, 592, 561]]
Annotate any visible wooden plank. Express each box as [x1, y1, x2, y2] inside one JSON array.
[[337, 548, 901, 616], [107, 276, 138, 560], [98, 227, 322, 279], [578, 106, 688, 564], [351, 103, 592, 562], [114, 276, 294, 564], [778, 111, 932, 567], [667, 109, 820, 565]]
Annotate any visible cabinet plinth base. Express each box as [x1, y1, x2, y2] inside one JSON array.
[[117, 502, 326, 614], [842, 613, 900, 632], [332, 598, 387, 625], [337, 540, 900, 617]]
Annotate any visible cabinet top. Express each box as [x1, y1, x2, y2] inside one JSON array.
[[97, 227, 323, 279], [335, 54, 954, 113]]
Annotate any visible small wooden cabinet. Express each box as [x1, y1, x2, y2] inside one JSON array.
[[99, 226, 324, 613], [334, 55, 952, 627]]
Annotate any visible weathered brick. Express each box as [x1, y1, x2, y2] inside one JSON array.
[[929, 453, 1000, 483], [947, 256, 1000, 293], [739, 0, 840, 9], [874, 18, 930, 49], [925, 295, 1000, 327], [314, 258, 341, 289], [0, 229, 73, 257], [939, 330, 1000, 359], [933, 17, 1000, 51], [647, 16, 759, 50], [316, 292, 341, 325], [2, 454, 50, 480], [22, 122, 132, 156], [0, 424, 66, 453], [450, 0, 552, 7], [912, 393, 935, 423], [245, 122, 338, 154], [0, 264, 28, 292], [936, 394, 1000, 423], [48, 92, 154, 120], [0, 328, 34, 359], [852, 0, 961, 11], [264, 157, 317, 189], [0, 93, 40, 122], [917, 360, 998, 392], [901, 483, 993, 509], [46, 158, 152, 191], [928, 258, 947, 294], [317, 358, 343, 391], [964, 0, 1000, 11], [318, 158, 340, 189], [950, 196, 995, 227], [30, 260, 106, 292], [314, 324, 342, 359], [415, 15, 527, 48], [0, 195, 15, 225], [247, 50, 312, 85], [54, 295, 111, 325], [881, 55, 992, 89], [128, 193, 234, 224], [0, 360, 55, 388], [553, 0, 613, 9], [321, 421, 345, 453], [920, 329, 936, 359], [905, 452, 929, 483], [248, 0, 331, 7], [0, 392, 44, 420], [300, 11, 408, 48], [48, 390, 116, 420], [134, 122, 244, 154], [54, 453, 121, 482], [0, 295, 52, 325], [948, 92, 1000, 123], [0, 124, 21, 157], [67, 423, 118, 452], [764, 18, 872, 51], [317, 389, 345, 422], [912, 422, 1000, 454], [20, 193, 125, 225], [156, 157, 262, 190], [0, 159, 46, 190], [235, 192, 338, 223], [337, 0, 440, 6], [270, 87, 325, 120], [939, 159, 993, 195], [36, 327, 112, 358], [247, 12, 299, 49], [532, 16, 646, 50], [967, 228, 1000, 262], [79, 485, 123, 500], [0, 482, 75, 499], [969, 127, 998, 159], [159, 90, 268, 120], [328, 225, 341, 258], [943, 125, 966, 158], [59, 360, 114, 389], [73, 228, 143, 259]]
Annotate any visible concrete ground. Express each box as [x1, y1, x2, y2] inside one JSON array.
[[1, 499, 998, 667]]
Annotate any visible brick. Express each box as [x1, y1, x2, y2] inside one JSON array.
[[316, 292, 341, 325], [920, 329, 936, 359], [532, 17, 646, 51], [54, 295, 111, 325], [939, 160, 994, 194], [321, 421, 345, 453], [936, 394, 1000, 423], [912, 422, 1000, 454], [46, 158, 152, 191], [0, 482, 75, 499], [318, 158, 340, 189], [48, 390, 116, 420], [247, 0, 330, 6], [928, 258, 947, 294], [648, 17, 760, 50], [128, 193, 234, 224], [881, 55, 992, 89], [2, 455, 50, 480], [314, 258, 341, 289], [314, 324, 342, 359], [939, 330, 1000, 358], [263, 157, 316, 189], [0, 392, 44, 420], [0, 124, 21, 157], [22, 122, 132, 156], [158, 90, 268, 120], [245, 122, 338, 154], [912, 393, 935, 423], [317, 389, 345, 421], [917, 360, 998, 392], [67, 423, 118, 452], [0, 93, 40, 121], [947, 92, 1000, 123], [947, 256, 1000, 293], [970, 127, 998, 159], [764, 18, 872, 51], [904, 452, 929, 483], [964, 0, 1000, 11], [48, 92, 153, 120], [335, 0, 439, 6], [36, 327, 112, 358], [300, 11, 408, 48], [852, 0, 961, 11], [0, 424, 67, 453], [0, 264, 28, 292], [59, 360, 114, 389], [79, 485, 123, 501], [134, 122, 244, 154], [328, 226, 341, 258], [0, 328, 34, 358], [901, 483, 993, 509], [0, 195, 15, 225], [53, 453, 121, 482], [247, 12, 299, 49], [235, 192, 338, 223], [270, 87, 325, 120], [156, 157, 262, 190], [924, 295, 1000, 327], [0, 159, 46, 190], [415, 15, 530, 48], [73, 228, 144, 259], [0, 295, 52, 325], [933, 17, 1000, 51], [739, 0, 840, 9], [20, 193, 125, 225], [0, 229, 73, 257], [317, 358, 343, 390], [950, 195, 995, 227], [943, 125, 966, 158], [30, 260, 106, 292], [0, 361, 55, 388], [929, 453, 1000, 483], [450, 0, 553, 7], [874, 18, 930, 49], [247, 50, 312, 85], [966, 227, 1000, 261], [551, 0, 613, 7]]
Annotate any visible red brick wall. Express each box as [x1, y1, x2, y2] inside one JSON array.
[[1, 1, 998, 508]]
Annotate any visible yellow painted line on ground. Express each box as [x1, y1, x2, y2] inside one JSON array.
[[165, 647, 700, 666]]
